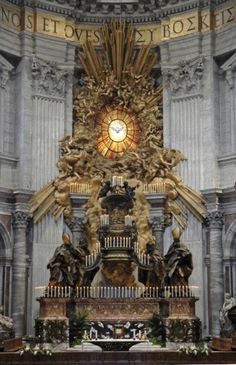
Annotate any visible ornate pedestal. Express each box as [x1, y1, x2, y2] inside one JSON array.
[[160, 298, 201, 343], [35, 298, 69, 344]]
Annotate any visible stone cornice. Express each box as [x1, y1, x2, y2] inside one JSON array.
[[3, 0, 233, 23]]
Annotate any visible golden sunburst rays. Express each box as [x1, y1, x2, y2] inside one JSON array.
[[79, 20, 158, 83], [96, 106, 140, 159]]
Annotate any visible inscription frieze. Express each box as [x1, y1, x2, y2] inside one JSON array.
[[0, 2, 235, 45]]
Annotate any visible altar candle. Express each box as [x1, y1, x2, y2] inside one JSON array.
[[174, 286, 177, 297], [69, 287, 71, 297], [138, 287, 141, 297], [131, 286, 134, 297]]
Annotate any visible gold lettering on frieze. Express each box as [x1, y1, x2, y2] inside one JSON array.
[[213, 5, 235, 30], [65, 24, 101, 44], [0, 2, 235, 44], [35, 13, 65, 37], [162, 12, 200, 40], [22, 10, 34, 32], [200, 9, 211, 32], [134, 25, 161, 45], [0, 4, 21, 31]]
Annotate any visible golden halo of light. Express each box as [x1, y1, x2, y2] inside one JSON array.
[[96, 106, 140, 159]]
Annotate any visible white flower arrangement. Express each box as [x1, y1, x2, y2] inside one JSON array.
[[177, 342, 211, 356], [19, 343, 52, 356]]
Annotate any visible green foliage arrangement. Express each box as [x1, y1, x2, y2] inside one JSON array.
[[69, 310, 88, 346], [148, 312, 166, 346]]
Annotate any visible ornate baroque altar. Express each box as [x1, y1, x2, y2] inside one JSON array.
[[32, 21, 207, 346]]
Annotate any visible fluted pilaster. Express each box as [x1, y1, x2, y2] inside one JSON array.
[[220, 53, 236, 154], [31, 56, 66, 243], [0, 55, 14, 155]]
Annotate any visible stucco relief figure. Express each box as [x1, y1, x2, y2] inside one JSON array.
[[219, 293, 236, 337], [164, 227, 193, 286], [146, 243, 165, 288], [47, 233, 85, 287]]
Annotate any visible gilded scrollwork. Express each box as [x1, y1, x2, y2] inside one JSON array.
[[30, 22, 207, 249]]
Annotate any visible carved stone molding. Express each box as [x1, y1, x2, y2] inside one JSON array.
[[163, 57, 204, 97], [205, 210, 224, 229], [151, 216, 165, 231], [66, 216, 86, 231], [5, 0, 225, 22], [31, 55, 68, 97], [221, 53, 236, 90], [12, 211, 29, 229], [0, 69, 10, 89], [0, 55, 14, 90]]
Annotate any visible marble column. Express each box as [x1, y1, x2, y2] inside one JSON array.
[[205, 210, 224, 336], [66, 216, 85, 246], [151, 216, 165, 254], [11, 211, 29, 336]]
